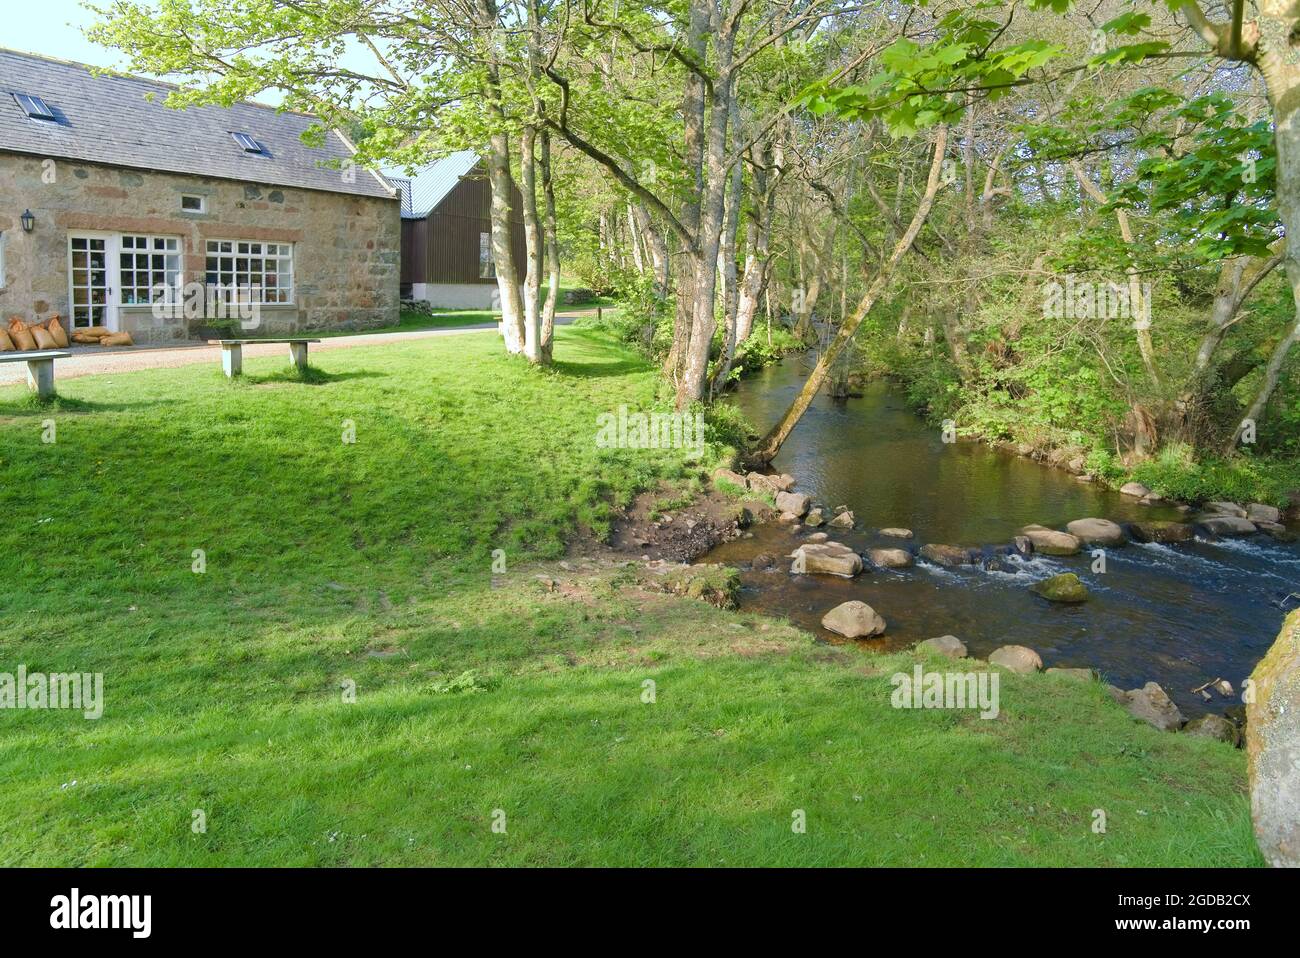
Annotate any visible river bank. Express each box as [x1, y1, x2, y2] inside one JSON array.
[[661, 356, 1300, 725]]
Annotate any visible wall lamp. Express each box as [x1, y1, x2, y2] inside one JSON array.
[[20, 209, 35, 233]]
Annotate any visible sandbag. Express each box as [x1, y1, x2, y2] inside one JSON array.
[[45, 315, 69, 348], [30, 326, 57, 350], [8, 319, 37, 352], [0, 328, 13, 352], [71, 332, 100, 344], [99, 331, 134, 347], [76, 326, 111, 340]]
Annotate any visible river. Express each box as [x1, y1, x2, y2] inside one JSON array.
[[703, 355, 1300, 716]]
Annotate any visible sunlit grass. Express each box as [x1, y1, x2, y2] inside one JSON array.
[[0, 328, 1259, 866]]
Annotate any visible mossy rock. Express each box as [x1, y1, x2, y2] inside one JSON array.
[[1030, 572, 1090, 603]]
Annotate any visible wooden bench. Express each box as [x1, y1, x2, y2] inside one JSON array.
[[0, 350, 72, 399], [212, 339, 321, 378]]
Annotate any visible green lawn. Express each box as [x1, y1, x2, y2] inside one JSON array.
[[0, 328, 1260, 866], [312, 306, 499, 336]]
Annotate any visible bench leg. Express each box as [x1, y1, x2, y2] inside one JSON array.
[[288, 341, 308, 371], [26, 359, 55, 400], [222, 344, 243, 378]]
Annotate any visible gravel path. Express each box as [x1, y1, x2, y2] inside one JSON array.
[[0, 315, 582, 385]]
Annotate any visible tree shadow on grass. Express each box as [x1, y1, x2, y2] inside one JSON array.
[[0, 394, 177, 417], [551, 358, 648, 380], [237, 367, 388, 387]]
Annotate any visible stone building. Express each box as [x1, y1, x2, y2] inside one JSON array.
[[0, 48, 400, 344]]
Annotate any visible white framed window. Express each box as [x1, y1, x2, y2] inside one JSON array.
[[0, 231, 6, 288], [479, 231, 495, 279], [118, 235, 182, 305], [205, 239, 294, 305], [181, 194, 206, 213]]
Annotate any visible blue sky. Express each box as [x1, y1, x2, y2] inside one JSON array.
[[5, 1, 129, 69]]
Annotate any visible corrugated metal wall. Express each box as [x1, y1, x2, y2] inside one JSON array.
[[402, 167, 526, 286]]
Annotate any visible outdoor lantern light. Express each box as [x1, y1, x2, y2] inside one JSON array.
[[20, 209, 35, 233]]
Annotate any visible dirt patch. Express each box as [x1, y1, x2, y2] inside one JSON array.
[[575, 480, 776, 564]]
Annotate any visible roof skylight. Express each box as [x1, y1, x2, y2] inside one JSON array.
[[14, 93, 55, 121], [231, 132, 263, 154]]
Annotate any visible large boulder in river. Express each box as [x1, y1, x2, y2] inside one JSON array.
[[1030, 572, 1090, 603], [790, 542, 862, 578], [746, 472, 781, 496], [1129, 520, 1195, 544], [879, 527, 913, 539], [1010, 535, 1034, 557], [1019, 524, 1082, 556], [868, 547, 913, 569], [1066, 517, 1126, 546], [1247, 503, 1281, 524], [772, 474, 797, 492], [988, 645, 1043, 674], [1204, 500, 1247, 518], [827, 509, 855, 529], [775, 490, 810, 518], [1114, 682, 1184, 731], [1247, 609, 1300, 866], [1197, 515, 1257, 537], [803, 507, 826, 527], [821, 600, 886, 638], [1120, 481, 1151, 498], [920, 543, 974, 567], [918, 635, 967, 659]]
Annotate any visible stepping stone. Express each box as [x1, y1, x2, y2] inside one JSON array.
[[821, 600, 886, 638]]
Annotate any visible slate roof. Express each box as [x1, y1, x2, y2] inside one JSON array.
[[386, 151, 481, 219], [0, 47, 396, 201]]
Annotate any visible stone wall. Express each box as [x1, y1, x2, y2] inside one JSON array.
[[0, 152, 399, 344]]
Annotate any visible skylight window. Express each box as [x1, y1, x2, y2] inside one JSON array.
[[231, 132, 263, 154], [14, 93, 55, 121]]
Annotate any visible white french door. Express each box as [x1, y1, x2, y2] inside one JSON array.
[[68, 233, 119, 331]]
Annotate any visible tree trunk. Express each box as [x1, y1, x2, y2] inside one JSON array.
[[633, 203, 669, 298], [735, 140, 777, 345], [519, 125, 545, 363], [1226, 28, 1300, 448], [676, 1, 736, 410], [627, 203, 646, 274], [711, 99, 745, 395], [539, 129, 560, 361], [474, 0, 524, 354], [752, 126, 949, 463], [1069, 159, 1159, 386], [1229, 318, 1299, 451], [663, 0, 710, 387], [487, 130, 525, 353]]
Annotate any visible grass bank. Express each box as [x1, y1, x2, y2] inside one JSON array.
[[0, 328, 1259, 865]]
